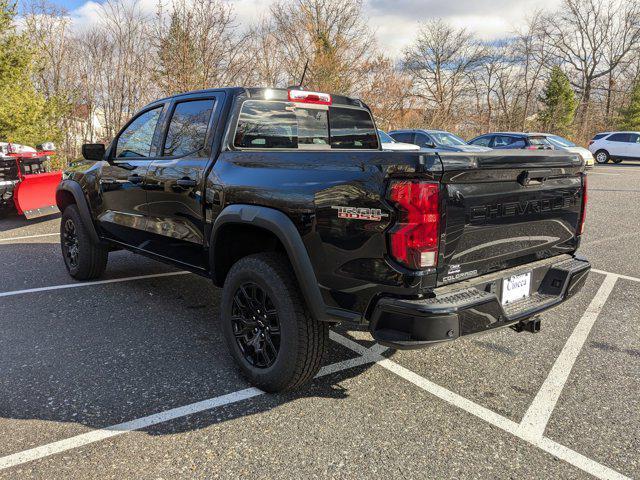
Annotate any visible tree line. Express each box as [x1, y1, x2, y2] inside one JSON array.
[[1, 0, 640, 166]]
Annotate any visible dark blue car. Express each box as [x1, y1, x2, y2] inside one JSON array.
[[389, 129, 491, 152]]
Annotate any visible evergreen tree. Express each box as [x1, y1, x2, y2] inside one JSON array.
[[618, 80, 640, 131], [0, 0, 60, 146], [538, 66, 577, 135]]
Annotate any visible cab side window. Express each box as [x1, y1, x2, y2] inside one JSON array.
[[390, 132, 414, 144], [414, 133, 434, 147], [163, 99, 215, 157], [608, 133, 630, 142], [493, 135, 515, 147], [471, 136, 491, 147], [115, 107, 163, 159]]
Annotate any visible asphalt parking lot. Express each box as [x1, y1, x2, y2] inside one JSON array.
[[0, 162, 638, 479]]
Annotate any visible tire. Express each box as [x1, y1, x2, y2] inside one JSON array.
[[612, 157, 623, 164], [60, 205, 108, 280], [594, 150, 610, 164], [220, 253, 329, 392], [0, 204, 12, 218]]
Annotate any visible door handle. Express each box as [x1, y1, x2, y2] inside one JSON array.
[[176, 178, 197, 187], [127, 174, 143, 184]]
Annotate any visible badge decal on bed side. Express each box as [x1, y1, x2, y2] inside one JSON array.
[[332, 206, 389, 221]]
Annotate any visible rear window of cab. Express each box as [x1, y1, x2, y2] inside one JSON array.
[[233, 100, 379, 150]]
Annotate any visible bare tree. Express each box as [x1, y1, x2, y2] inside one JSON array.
[[23, 1, 92, 163], [268, 0, 375, 93], [468, 44, 505, 132], [358, 55, 413, 131], [81, 0, 156, 138], [543, 0, 640, 130], [510, 16, 550, 130], [244, 19, 290, 87], [403, 19, 486, 129], [151, 0, 249, 95], [24, 1, 73, 98]]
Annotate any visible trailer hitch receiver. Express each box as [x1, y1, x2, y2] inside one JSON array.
[[512, 316, 542, 333]]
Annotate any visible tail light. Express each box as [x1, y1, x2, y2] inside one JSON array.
[[578, 174, 587, 235], [387, 180, 440, 269], [588, 140, 594, 146], [288, 89, 332, 105]]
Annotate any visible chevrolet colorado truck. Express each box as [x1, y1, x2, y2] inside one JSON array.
[[57, 87, 590, 392]]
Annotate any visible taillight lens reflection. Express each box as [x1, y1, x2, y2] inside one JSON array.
[[388, 181, 440, 269]]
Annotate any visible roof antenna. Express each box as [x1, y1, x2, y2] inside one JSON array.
[[298, 60, 309, 89]]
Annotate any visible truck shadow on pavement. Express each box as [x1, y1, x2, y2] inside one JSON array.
[[0, 241, 394, 438], [0, 210, 60, 233]]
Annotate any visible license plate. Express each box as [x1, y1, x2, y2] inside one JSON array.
[[501, 272, 531, 305]]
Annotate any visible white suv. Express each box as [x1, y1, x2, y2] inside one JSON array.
[[588, 131, 640, 164]]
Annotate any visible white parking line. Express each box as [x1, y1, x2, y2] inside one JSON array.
[[374, 354, 630, 480], [0, 388, 262, 471], [0, 232, 59, 242], [592, 268, 640, 284], [334, 326, 630, 480], [0, 271, 191, 298], [0, 350, 380, 471], [518, 274, 617, 440]]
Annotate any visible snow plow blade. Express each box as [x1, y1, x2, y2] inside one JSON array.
[[13, 171, 62, 219]]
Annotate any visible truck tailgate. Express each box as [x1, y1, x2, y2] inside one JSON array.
[[437, 151, 585, 286]]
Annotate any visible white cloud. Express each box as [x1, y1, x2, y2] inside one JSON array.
[[229, 0, 271, 23], [368, 0, 564, 56], [66, 0, 269, 31]]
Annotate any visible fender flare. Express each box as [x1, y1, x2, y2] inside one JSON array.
[[211, 204, 331, 323], [56, 180, 101, 244]]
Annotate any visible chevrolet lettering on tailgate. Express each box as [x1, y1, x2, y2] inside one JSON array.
[[469, 195, 576, 222]]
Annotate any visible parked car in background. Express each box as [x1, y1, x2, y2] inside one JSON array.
[[377, 130, 419, 151], [541, 134, 594, 168], [588, 131, 640, 164], [589, 132, 611, 144], [469, 132, 554, 150], [389, 129, 491, 152]]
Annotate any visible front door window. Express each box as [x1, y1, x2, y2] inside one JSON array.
[[115, 107, 163, 159]]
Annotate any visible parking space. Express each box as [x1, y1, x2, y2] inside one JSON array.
[[0, 215, 176, 292], [545, 277, 640, 477], [0, 165, 638, 479]]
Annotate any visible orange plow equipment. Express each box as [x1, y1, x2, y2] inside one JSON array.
[[13, 170, 62, 219], [3, 147, 62, 219]]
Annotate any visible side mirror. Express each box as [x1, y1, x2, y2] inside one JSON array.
[[82, 143, 106, 161]]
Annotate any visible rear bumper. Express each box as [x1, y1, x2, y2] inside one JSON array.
[[369, 254, 590, 349]]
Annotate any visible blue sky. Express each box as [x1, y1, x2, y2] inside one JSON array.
[[45, 0, 87, 8]]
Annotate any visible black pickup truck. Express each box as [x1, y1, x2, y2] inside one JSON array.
[[57, 87, 590, 392]]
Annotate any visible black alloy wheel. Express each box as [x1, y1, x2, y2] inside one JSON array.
[[231, 282, 281, 368], [62, 218, 80, 269], [220, 252, 328, 392]]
